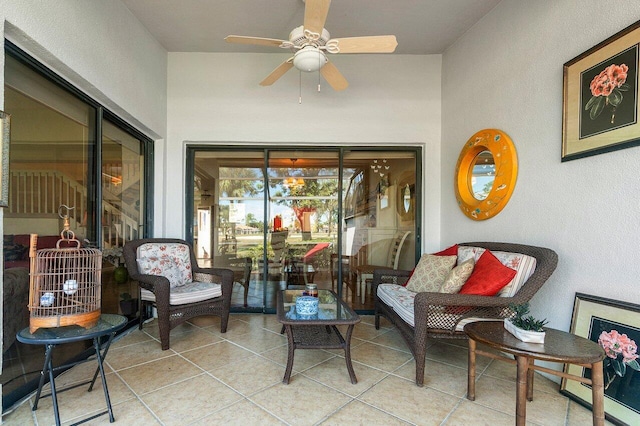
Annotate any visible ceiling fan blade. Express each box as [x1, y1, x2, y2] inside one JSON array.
[[260, 60, 294, 86], [225, 35, 287, 48], [328, 35, 398, 53], [304, 0, 331, 35], [320, 61, 348, 91]]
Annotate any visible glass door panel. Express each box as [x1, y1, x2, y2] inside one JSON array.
[[193, 151, 266, 309], [4, 55, 95, 239], [266, 151, 339, 310], [101, 120, 145, 312], [342, 151, 418, 310]]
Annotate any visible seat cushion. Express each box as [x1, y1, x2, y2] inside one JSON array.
[[137, 243, 193, 288], [140, 281, 222, 305], [404, 254, 457, 293], [377, 284, 496, 331], [377, 284, 416, 326]]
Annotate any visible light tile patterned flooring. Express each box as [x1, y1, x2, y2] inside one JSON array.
[[3, 314, 611, 426]]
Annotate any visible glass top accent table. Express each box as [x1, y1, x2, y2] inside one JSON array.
[[277, 289, 361, 384], [464, 321, 606, 426], [17, 314, 127, 426]]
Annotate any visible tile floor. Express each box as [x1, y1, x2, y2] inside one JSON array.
[[2, 314, 611, 426]]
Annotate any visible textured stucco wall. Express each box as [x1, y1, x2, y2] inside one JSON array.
[[442, 0, 640, 338]]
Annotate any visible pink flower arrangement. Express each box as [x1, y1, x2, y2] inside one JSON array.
[[598, 329, 640, 389], [585, 63, 631, 123], [589, 64, 628, 97], [599, 330, 638, 362]]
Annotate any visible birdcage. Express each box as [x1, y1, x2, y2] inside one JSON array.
[[28, 228, 102, 333]]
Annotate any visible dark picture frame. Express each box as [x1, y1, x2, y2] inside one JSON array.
[[562, 20, 640, 161], [0, 111, 10, 207], [560, 293, 640, 425]]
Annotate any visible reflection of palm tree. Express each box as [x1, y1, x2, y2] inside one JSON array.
[[219, 168, 263, 198]]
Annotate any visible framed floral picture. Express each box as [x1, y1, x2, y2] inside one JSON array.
[[560, 293, 640, 425], [562, 20, 640, 161]]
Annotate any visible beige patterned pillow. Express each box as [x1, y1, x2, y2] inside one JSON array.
[[439, 258, 475, 293], [405, 254, 457, 293]]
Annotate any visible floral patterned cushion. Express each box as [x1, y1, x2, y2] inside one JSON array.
[[405, 254, 456, 293], [439, 258, 475, 293], [457, 246, 536, 297], [136, 243, 193, 288], [377, 284, 416, 326]]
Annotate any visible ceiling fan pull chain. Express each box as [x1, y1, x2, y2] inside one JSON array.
[[317, 55, 321, 92], [299, 71, 303, 104]]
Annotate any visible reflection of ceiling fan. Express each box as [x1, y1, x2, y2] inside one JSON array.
[[225, 0, 397, 91]]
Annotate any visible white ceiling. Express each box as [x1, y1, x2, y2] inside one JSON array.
[[121, 0, 501, 55]]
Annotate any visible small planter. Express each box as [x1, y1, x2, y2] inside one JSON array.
[[504, 319, 545, 343]]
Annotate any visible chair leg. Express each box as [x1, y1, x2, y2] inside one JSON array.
[[158, 319, 170, 350], [220, 309, 230, 333]]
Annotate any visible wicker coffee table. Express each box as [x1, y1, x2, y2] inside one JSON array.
[[277, 289, 361, 384]]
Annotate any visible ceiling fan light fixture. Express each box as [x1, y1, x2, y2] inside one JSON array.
[[293, 47, 327, 72]]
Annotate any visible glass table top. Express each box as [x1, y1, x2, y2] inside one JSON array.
[[279, 289, 358, 322]]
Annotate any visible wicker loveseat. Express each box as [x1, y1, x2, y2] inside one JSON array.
[[373, 242, 558, 386]]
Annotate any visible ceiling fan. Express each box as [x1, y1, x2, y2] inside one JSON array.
[[225, 0, 397, 91]]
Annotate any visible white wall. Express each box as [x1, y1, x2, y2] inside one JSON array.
[[442, 0, 640, 334], [0, 0, 167, 138], [166, 53, 442, 241]]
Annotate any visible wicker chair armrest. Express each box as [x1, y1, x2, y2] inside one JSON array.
[[130, 273, 170, 302], [372, 269, 411, 291], [372, 268, 411, 295]]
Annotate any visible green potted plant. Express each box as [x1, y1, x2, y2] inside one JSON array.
[[504, 303, 548, 343], [119, 292, 138, 317]]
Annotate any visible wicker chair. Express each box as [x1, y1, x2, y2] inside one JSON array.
[[123, 238, 234, 350], [215, 256, 252, 307], [373, 242, 558, 386]]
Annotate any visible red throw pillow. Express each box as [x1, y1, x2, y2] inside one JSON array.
[[459, 250, 516, 296], [433, 244, 458, 257]]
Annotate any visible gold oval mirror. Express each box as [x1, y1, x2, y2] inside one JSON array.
[[455, 129, 517, 220]]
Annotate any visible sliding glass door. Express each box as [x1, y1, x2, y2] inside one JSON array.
[[189, 147, 419, 313]]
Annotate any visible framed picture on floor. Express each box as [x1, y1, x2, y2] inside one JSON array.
[[560, 293, 640, 425], [562, 20, 640, 161]]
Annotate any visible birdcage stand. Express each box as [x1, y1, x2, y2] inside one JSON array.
[[16, 314, 127, 426]]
